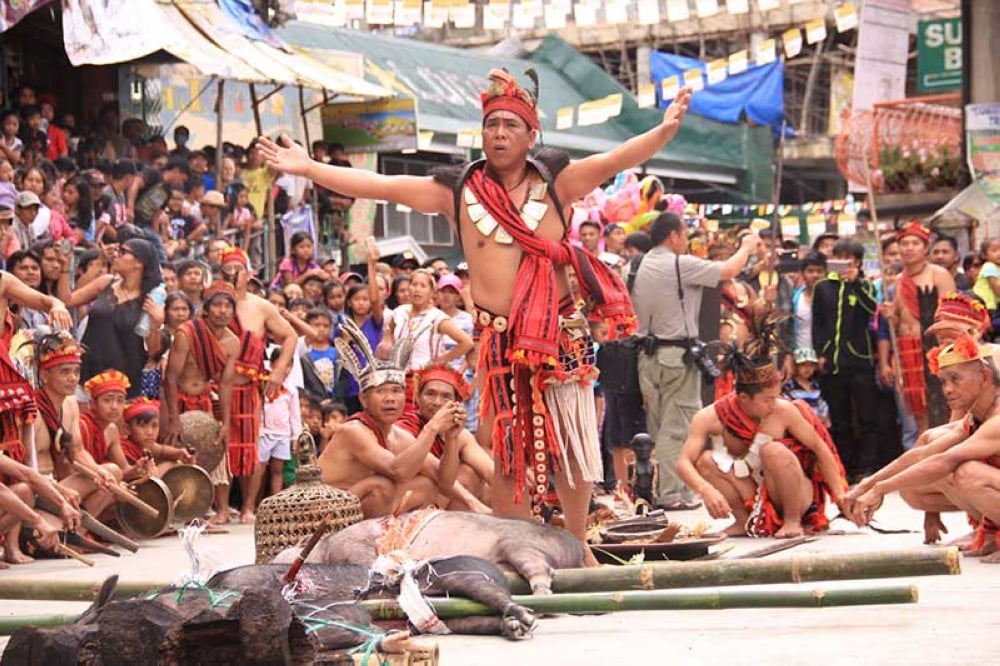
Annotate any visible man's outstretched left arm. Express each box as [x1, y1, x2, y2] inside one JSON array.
[[556, 88, 692, 204]]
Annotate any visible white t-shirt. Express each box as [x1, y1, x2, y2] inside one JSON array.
[[392, 305, 449, 370], [794, 291, 813, 352], [441, 309, 473, 370]]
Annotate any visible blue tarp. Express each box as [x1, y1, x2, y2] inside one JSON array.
[[218, 0, 288, 50], [650, 51, 790, 137]]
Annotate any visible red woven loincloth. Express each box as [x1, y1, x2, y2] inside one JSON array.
[[476, 304, 599, 513], [178, 388, 215, 415], [740, 400, 847, 537], [228, 382, 260, 477], [898, 336, 927, 417]]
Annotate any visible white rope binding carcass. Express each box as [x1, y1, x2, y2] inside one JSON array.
[[370, 552, 451, 636]]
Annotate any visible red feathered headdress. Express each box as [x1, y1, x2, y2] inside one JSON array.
[[481, 69, 540, 131]]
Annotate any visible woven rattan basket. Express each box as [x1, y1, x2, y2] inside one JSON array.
[[254, 432, 364, 563]]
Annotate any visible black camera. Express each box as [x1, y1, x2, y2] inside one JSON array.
[[642, 335, 657, 356], [685, 340, 722, 381]]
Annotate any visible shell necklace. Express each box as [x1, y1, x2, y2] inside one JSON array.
[[464, 182, 549, 245]]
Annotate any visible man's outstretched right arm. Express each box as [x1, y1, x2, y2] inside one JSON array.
[[258, 136, 452, 217]]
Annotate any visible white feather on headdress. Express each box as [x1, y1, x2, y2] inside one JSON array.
[[334, 316, 431, 392]]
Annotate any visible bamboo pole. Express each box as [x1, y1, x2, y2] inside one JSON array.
[[0, 548, 959, 603], [0, 614, 81, 635], [360, 584, 919, 621], [0, 585, 919, 636], [0, 579, 163, 602], [506, 547, 960, 595]]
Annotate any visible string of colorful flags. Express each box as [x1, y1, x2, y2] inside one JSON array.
[[426, 0, 859, 144]]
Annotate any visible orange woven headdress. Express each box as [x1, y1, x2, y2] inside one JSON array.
[[932, 292, 991, 336], [84, 370, 130, 399], [220, 245, 249, 269], [927, 334, 991, 375]]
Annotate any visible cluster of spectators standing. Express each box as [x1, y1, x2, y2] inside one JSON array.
[[587, 208, 998, 513], [0, 84, 486, 519]]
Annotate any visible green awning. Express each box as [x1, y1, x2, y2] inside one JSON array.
[[278, 23, 767, 189]]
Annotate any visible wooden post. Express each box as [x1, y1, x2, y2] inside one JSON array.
[[214, 79, 225, 190], [249, 83, 275, 277]]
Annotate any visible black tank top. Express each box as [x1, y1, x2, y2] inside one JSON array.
[[81, 287, 146, 398]]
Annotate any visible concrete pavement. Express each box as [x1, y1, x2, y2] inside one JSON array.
[[2, 493, 998, 664]]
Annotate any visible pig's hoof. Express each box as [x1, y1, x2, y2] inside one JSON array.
[[501, 604, 537, 640]]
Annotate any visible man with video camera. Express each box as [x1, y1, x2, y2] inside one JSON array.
[[632, 212, 758, 510]]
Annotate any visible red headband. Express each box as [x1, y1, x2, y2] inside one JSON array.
[[124, 398, 160, 422], [84, 370, 131, 399], [38, 339, 83, 370], [481, 69, 539, 131], [896, 221, 930, 244], [203, 280, 238, 305], [221, 246, 249, 269], [416, 364, 472, 401]]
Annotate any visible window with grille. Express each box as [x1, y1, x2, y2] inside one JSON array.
[[380, 156, 454, 246]]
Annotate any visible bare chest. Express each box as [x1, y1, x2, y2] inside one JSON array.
[[456, 182, 569, 310]]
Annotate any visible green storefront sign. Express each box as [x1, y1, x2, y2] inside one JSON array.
[[917, 18, 963, 93]]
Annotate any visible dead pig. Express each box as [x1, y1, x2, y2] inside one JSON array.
[[274, 509, 586, 594], [211, 556, 536, 640]]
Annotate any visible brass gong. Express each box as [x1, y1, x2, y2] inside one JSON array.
[[116, 477, 173, 539], [161, 464, 213, 523]]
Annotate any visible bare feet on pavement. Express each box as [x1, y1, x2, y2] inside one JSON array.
[[774, 522, 805, 539], [209, 511, 231, 526], [4, 547, 35, 564]]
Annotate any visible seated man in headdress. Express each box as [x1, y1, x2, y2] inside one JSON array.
[[849, 335, 1000, 562], [162, 280, 236, 524], [397, 364, 494, 512], [859, 293, 999, 545], [676, 323, 850, 538], [319, 321, 465, 518], [31, 333, 121, 542]]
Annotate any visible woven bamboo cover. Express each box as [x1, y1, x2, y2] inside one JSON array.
[[254, 463, 364, 563]]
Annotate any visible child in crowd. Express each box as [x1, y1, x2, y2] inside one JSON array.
[[319, 399, 348, 452], [225, 183, 261, 253], [121, 398, 194, 478], [0, 159, 17, 209], [252, 349, 302, 504], [272, 230, 321, 289], [302, 309, 340, 400], [973, 237, 1000, 336], [782, 348, 831, 428]]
